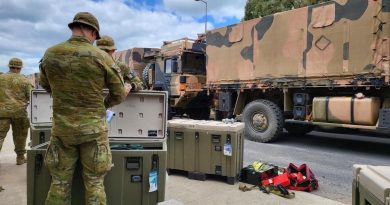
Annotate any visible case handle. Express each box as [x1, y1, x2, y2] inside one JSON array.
[[126, 157, 141, 170], [212, 135, 221, 143], [175, 132, 184, 140]]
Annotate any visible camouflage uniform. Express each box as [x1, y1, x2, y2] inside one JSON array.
[[116, 61, 144, 91], [40, 12, 125, 205], [96, 35, 144, 91], [0, 58, 32, 165]]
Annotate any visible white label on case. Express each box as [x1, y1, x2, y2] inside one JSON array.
[[224, 143, 232, 156]]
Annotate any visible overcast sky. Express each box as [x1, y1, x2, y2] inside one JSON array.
[[0, 0, 245, 74]]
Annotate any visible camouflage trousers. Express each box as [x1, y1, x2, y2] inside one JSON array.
[[45, 132, 112, 205], [0, 117, 29, 155]]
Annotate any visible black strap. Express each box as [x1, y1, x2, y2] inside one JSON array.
[[351, 97, 355, 124], [325, 97, 330, 122], [152, 154, 159, 170]]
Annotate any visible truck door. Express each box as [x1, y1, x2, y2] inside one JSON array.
[[164, 58, 179, 96]]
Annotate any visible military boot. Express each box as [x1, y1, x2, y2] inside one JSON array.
[[16, 155, 26, 165]]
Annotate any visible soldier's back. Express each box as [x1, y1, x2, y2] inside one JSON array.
[[41, 36, 115, 136], [0, 73, 31, 117]]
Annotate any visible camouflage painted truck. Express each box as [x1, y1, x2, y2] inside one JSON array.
[[139, 37, 210, 119], [114, 47, 160, 81], [206, 0, 390, 142]]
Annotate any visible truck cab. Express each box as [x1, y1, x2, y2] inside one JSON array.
[[143, 37, 210, 119]]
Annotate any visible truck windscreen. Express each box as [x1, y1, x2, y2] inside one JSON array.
[[182, 53, 206, 75]]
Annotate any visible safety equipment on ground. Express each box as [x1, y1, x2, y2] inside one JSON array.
[[287, 163, 319, 192]]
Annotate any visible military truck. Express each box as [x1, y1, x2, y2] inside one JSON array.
[[206, 0, 390, 142], [145, 37, 210, 119], [114, 47, 160, 79], [115, 37, 210, 119]]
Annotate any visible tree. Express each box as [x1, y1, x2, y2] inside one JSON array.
[[244, 0, 330, 21]]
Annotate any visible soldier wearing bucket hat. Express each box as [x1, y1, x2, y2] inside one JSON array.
[[97, 35, 144, 92], [68, 11, 101, 40], [40, 12, 125, 205], [0, 57, 32, 165]]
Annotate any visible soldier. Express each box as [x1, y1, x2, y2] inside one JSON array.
[[40, 12, 125, 205], [0, 58, 32, 165], [96, 35, 144, 91]]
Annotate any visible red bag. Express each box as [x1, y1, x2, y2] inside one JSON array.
[[287, 163, 318, 192], [261, 173, 290, 187]]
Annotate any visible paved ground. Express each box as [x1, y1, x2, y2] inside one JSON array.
[[244, 129, 390, 204], [0, 129, 347, 205]]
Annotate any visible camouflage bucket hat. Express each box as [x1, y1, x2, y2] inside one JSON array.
[[8, 58, 23, 68], [96, 35, 116, 50], [68, 12, 101, 39]]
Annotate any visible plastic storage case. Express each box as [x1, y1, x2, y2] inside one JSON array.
[[27, 90, 168, 205], [29, 90, 53, 147], [167, 119, 244, 184], [352, 164, 390, 205]]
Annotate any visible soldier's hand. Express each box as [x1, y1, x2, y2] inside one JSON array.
[[124, 83, 132, 96]]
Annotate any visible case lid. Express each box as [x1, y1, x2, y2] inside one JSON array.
[[109, 91, 168, 140], [168, 119, 198, 129], [30, 89, 168, 141], [168, 119, 244, 132], [355, 165, 390, 202], [30, 89, 53, 125]]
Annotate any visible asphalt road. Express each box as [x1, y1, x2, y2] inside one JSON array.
[[243, 129, 390, 205]]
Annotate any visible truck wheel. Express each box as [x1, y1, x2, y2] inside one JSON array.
[[284, 123, 314, 136], [243, 100, 284, 143]]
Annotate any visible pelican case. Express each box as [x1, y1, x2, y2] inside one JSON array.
[[352, 164, 390, 205], [27, 91, 168, 205], [167, 119, 244, 184], [29, 90, 53, 147]]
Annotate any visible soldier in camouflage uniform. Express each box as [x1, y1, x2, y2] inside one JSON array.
[[0, 58, 32, 165], [40, 12, 125, 205], [96, 35, 144, 91]]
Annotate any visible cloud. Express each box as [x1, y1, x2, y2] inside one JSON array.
[[0, 0, 244, 74], [163, 0, 245, 23]]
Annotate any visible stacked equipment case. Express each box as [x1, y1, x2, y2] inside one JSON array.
[[352, 164, 390, 205], [27, 90, 168, 205], [167, 119, 244, 184]]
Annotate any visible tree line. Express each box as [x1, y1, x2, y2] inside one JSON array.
[[244, 0, 330, 20]]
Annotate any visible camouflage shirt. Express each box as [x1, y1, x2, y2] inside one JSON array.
[[40, 36, 125, 136], [115, 60, 144, 91], [0, 72, 32, 118]]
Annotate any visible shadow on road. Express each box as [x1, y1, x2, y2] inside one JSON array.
[[277, 130, 390, 156]]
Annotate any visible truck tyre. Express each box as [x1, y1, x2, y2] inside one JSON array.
[[284, 123, 315, 136], [243, 100, 284, 143]]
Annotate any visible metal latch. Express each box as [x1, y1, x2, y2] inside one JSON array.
[[152, 154, 159, 170], [195, 132, 199, 141], [39, 132, 45, 144], [215, 166, 222, 175], [35, 154, 43, 174], [227, 134, 231, 144]]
